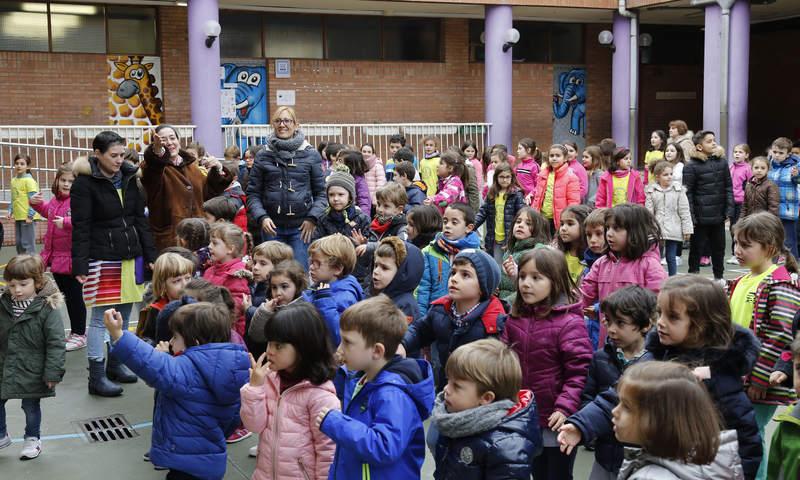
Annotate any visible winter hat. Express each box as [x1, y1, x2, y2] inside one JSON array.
[[326, 170, 356, 204], [453, 248, 500, 299]]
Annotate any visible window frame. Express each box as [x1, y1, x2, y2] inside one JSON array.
[[468, 19, 585, 65]]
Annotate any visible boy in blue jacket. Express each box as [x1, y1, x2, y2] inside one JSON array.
[[395, 159, 427, 213], [105, 302, 249, 480], [303, 233, 364, 347], [316, 295, 435, 480]]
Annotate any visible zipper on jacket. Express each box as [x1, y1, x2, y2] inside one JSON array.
[[297, 459, 311, 480], [271, 382, 306, 480]]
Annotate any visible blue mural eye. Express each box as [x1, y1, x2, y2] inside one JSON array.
[[576, 79, 584, 85], [569, 77, 577, 84], [237, 71, 249, 82], [247, 73, 261, 86]]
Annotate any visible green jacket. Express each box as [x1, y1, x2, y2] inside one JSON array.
[[768, 404, 800, 480], [497, 238, 542, 302], [0, 278, 65, 399]]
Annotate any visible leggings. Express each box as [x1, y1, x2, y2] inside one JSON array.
[[53, 273, 86, 335], [533, 446, 576, 480]]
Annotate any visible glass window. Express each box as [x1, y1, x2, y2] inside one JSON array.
[[326, 16, 380, 60], [264, 14, 322, 59], [0, 2, 49, 52], [468, 19, 584, 64], [220, 11, 261, 58], [512, 22, 548, 63], [382, 18, 441, 61], [107, 6, 156, 54], [50, 3, 105, 53], [550, 23, 584, 63]]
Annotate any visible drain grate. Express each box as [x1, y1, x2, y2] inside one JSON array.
[[74, 414, 139, 443]]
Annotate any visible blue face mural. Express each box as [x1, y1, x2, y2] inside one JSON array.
[[222, 63, 267, 125], [553, 68, 586, 136]]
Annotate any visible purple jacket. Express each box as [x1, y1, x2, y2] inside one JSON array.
[[32, 193, 73, 275], [569, 159, 589, 200], [354, 174, 372, 215], [730, 161, 753, 205], [501, 301, 593, 427]]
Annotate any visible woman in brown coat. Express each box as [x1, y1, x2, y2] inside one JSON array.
[[742, 156, 780, 218]]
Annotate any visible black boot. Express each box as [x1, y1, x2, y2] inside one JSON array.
[[88, 359, 123, 397], [106, 350, 138, 384]]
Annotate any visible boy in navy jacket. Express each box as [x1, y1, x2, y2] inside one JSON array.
[[369, 237, 424, 323]]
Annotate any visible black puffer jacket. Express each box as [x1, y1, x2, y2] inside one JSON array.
[[682, 146, 734, 225], [310, 205, 371, 243], [71, 157, 156, 276], [246, 140, 327, 229]]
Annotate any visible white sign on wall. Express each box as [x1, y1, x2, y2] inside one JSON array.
[[275, 59, 291, 78], [276, 90, 296, 106]]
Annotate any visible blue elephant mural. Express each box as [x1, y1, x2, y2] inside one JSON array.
[[553, 68, 586, 137], [221, 63, 267, 125]]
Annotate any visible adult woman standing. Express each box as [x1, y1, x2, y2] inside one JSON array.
[[246, 107, 326, 268], [141, 125, 227, 251], [72, 131, 156, 397], [668, 120, 696, 169]]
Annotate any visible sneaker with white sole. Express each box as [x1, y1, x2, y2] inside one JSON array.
[[65, 333, 87, 352], [726, 256, 739, 265], [249, 445, 258, 457], [675, 257, 683, 266], [226, 426, 251, 443], [660, 258, 667, 266], [0, 433, 10, 449], [19, 437, 41, 460]]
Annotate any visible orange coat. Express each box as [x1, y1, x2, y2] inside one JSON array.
[[531, 163, 581, 227]]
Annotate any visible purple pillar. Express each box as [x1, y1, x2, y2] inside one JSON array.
[[703, 5, 722, 136], [188, 0, 223, 157], [484, 5, 513, 148], [728, 0, 750, 150], [611, 13, 631, 147]]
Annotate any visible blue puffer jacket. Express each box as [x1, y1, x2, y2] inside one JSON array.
[[474, 189, 526, 252], [403, 295, 507, 390], [111, 331, 249, 480], [417, 232, 481, 316], [404, 183, 428, 213], [767, 154, 800, 220], [375, 241, 424, 323], [567, 327, 762, 480], [246, 139, 327, 229], [303, 274, 364, 347], [321, 356, 435, 480]]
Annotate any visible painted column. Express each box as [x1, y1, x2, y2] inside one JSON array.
[[484, 5, 513, 148], [611, 13, 631, 147], [188, 0, 223, 156], [703, 4, 722, 136], [728, 0, 750, 151]]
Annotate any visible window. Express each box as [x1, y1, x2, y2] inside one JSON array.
[[550, 23, 583, 64], [220, 11, 262, 58], [469, 20, 584, 64], [325, 16, 380, 60], [50, 3, 105, 53], [107, 6, 156, 55], [0, 2, 49, 52], [382, 18, 441, 61], [264, 14, 322, 59]]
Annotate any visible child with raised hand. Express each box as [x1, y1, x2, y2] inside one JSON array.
[[407, 204, 442, 251], [240, 302, 340, 480], [105, 302, 249, 480], [580, 204, 667, 347], [475, 162, 525, 265], [420, 136, 442, 197], [498, 207, 551, 301], [0, 255, 65, 460], [417, 203, 481, 317], [501, 247, 593, 479], [580, 286, 655, 479], [728, 143, 753, 264], [531, 144, 581, 235], [596, 148, 645, 208], [432, 339, 541, 479], [313, 170, 371, 243], [560, 275, 763, 480], [138, 252, 194, 344], [203, 222, 252, 337], [514, 138, 540, 199], [249, 260, 308, 359], [316, 295, 435, 480], [29, 161, 86, 351], [361, 142, 386, 206], [8, 153, 39, 254], [645, 160, 693, 276], [742, 156, 779, 218], [614, 362, 744, 479], [768, 333, 800, 479], [243, 241, 293, 348], [370, 237, 424, 323], [729, 212, 800, 480], [556, 204, 592, 284], [176, 217, 211, 275], [582, 145, 604, 208], [303, 233, 364, 347], [565, 141, 589, 201], [426, 150, 468, 214]]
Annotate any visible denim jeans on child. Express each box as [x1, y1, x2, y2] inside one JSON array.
[[87, 302, 132, 361], [664, 240, 682, 276], [0, 398, 41, 439]]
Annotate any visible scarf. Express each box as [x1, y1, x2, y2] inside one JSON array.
[[371, 217, 392, 236], [267, 131, 306, 160], [327, 206, 358, 227], [450, 301, 481, 329], [431, 392, 515, 438], [424, 150, 440, 160], [436, 235, 462, 259]]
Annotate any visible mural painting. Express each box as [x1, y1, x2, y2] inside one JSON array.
[[107, 55, 164, 150], [552, 66, 586, 150]]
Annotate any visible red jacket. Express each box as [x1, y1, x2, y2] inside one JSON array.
[[203, 258, 250, 336], [531, 163, 581, 227], [32, 193, 73, 274], [595, 169, 645, 208]]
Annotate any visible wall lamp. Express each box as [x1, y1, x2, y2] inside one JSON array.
[[502, 28, 520, 52], [598, 30, 615, 52], [204, 20, 221, 48]]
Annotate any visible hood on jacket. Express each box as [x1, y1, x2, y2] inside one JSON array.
[[582, 248, 606, 268], [330, 274, 364, 299], [374, 356, 435, 421], [383, 241, 424, 299], [509, 238, 541, 255], [605, 242, 661, 264], [74, 156, 141, 180], [1, 276, 64, 311], [771, 153, 800, 169], [688, 145, 726, 162], [189, 343, 251, 405], [433, 231, 482, 251]]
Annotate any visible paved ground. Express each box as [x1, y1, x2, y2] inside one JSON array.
[[0, 239, 777, 479]]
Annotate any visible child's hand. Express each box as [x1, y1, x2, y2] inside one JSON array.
[[103, 308, 125, 341], [557, 424, 582, 455], [747, 385, 767, 401], [502, 256, 517, 278], [334, 344, 345, 365], [792, 166, 798, 177], [260, 299, 276, 314], [46, 381, 58, 390], [524, 193, 534, 206], [25, 217, 32, 224], [423, 198, 432, 206], [350, 230, 367, 246], [583, 306, 597, 319], [355, 244, 367, 257], [29, 192, 43, 205], [248, 352, 271, 387], [396, 343, 407, 358], [769, 371, 788, 386], [242, 294, 252, 312], [683, 234, 691, 242], [548, 410, 567, 431], [155, 341, 170, 353], [53, 216, 64, 229], [692, 366, 711, 380], [315, 407, 331, 430]]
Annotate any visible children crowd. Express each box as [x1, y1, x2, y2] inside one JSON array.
[[3, 107, 800, 480]]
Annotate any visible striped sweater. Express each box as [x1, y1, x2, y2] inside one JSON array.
[[728, 265, 800, 405]]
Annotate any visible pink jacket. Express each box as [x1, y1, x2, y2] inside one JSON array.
[[515, 157, 540, 198], [595, 169, 645, 208], [431, 175, 466, 214], [568, 158, 589, 200], [531, 163, 581, 227], [469, 158, 485, 196], [240, 374, 340, 480], [32, 193, 73, 274], [203, 258, 250, 336], [730, 161, 753, 205], [364, 155, 387, 204], [580, 244, 667, 345]]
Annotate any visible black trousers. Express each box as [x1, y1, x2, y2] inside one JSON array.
[[689, 222, 726, 279], [53, 273, 86, 335]]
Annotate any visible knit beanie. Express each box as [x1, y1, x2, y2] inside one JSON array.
[[453, 248, 500, 299], [326, 170, 356, 204]]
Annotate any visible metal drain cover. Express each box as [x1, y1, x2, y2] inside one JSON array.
[[74, 414, 139, 443]]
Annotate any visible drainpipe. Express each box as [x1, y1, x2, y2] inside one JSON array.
[[618, 0, 638, 163]]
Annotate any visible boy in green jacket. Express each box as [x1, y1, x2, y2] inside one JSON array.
[[768, 332, 800, 479]]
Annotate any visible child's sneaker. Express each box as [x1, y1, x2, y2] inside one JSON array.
[[65, 333, 87, 352], [19, 437, 41, 460], [675, 257, 683, 266], [700, 256, 711, 266], [226, 426, 251, 443], [660, 258, 667, 266], [0, 433, 10, 449], [726, 255, 739, 265], [249, 445, 258, 457]]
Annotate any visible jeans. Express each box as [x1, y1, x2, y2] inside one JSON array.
[[664, 240, 681, 276], [754, 403, 778, 480], [262, 225, 309, 270], [53, 273, 86, 336], [689, 223, 725, 279], [0, 398, 41, 439], [14, 220, 35, 254], [782, 219, 799, 258], [533, 446, 576, 480], [87, 302, 132, 361]]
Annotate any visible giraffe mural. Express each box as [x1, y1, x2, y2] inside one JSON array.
[[107, 55, 165, 150]]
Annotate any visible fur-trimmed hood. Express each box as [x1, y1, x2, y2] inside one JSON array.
[[1, 276, 63, 310], [688, 145, 726, 162], [73, 155, 142, 179], [645, 325, 759, 376]]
